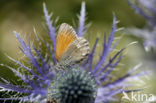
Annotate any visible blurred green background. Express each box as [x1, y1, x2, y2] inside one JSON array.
[[0, 0, 155, 102]]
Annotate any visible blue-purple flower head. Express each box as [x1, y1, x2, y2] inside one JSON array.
[[127, 0, 156, 51], [0, 2, 144, 103], [128, 0, 156, 26]]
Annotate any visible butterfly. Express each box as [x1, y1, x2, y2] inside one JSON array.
[[55, 23, 90, 70]]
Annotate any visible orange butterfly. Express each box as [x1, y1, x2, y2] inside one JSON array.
[[55, 23, 90, 70]]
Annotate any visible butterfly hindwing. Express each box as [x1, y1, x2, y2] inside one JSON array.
[[60, 37, 90, 65]]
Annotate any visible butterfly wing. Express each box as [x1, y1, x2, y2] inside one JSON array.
[[60, 37, 90, 65], [55, 23, 77, 61]]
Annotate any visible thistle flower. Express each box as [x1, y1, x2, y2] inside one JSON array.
[[0, 2, 145, 103], [127, 0, 156, 51], [48, 68, 97, 103]]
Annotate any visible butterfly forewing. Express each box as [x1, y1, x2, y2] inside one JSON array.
[[55, 23, 77, 61]]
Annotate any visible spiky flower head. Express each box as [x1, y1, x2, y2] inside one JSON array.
[[48, 68, 97, 103], [0, 1, 146, 103]]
